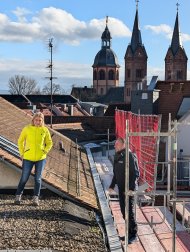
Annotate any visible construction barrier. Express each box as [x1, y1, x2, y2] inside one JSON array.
[[115, 110, 161, 191]]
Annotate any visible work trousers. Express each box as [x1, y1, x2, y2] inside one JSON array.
[[119, 191, 137, 238]]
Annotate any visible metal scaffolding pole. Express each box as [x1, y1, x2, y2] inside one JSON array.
[[172, 120, 178, 252], [167, 113, 172, 207], [124, 120, 129, 252]]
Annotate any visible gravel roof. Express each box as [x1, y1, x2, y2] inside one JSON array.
[[0, 194, 106, 251]]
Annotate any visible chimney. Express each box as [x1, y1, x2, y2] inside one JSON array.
[[63, 104, 67, 111], [68, 105, 74, 116], [137, 82, 143, 90]]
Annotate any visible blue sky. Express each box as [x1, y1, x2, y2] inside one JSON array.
[[0, 0, 190, 93]]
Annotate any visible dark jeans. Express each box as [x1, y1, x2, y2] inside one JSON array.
[[16, 159, 46, 197], [119, 191, 137, 238]]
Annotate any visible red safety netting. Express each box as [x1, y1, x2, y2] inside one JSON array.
[[115, 110, 161, 191]]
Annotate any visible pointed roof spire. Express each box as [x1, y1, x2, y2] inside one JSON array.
[[170, 2, 182, 55], [101, 16, 112, 49], [131, 0, 142, 53], [106, 15, 108, 26], [136, 0, 139, 10]]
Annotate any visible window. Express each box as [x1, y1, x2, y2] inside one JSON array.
[[116, 70, 119, 80], [100, 88, 104, 95], [177, 70, 183, 80], [99, 70, 105, 80], [93, 70, 97, 80], [127, 69, 130, 78], [126, 88, 131, 96], [136, 69, 143, 78], [167, 70, 171, 80], [108, 70, 115, 80], [142, 93, 148, 99]]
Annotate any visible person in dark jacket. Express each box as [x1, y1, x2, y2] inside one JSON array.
[[108, 137, 138, 243]]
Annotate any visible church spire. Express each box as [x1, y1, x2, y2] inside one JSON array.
[[170, 3, 182, 55], [130, 0, 142, 53], [165, 2, 187, 81], [101, 16, 112, 49]]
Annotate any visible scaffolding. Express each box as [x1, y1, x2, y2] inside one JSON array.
[[124, 115, 190, 252]]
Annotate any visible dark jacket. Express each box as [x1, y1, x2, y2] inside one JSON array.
[[109, 149, 137, 192]]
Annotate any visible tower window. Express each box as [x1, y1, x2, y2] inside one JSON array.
[[93, 70, 97, 80], [99, 70, 105, 80], [108, 70, 115, 80], [177, 70, 183, 80], [116, 70, 119, 80], [127, 69, 130, 78], [136, 69, 143, 78], [167, 70, 171, 80]]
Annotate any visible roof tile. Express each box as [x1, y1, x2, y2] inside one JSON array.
[[0, 97, 98, 209]]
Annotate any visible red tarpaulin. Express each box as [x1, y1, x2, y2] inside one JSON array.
[[115, 110, 161, 191]]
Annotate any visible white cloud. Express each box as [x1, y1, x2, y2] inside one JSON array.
[[145, 24, 190, 42], [181, 33, 190, 42], [145, 24, 173, 41], [0, 7, 131, 44], [147, 66, 165, 82], [12, 7, 32, 23], [87, 17, 131, 39], [145, 24, 172, 35]]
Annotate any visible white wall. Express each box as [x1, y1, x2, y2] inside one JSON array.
[[177, 113, 190, 157], [0, 161, 34, 189]]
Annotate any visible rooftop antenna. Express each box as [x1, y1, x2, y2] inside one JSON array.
[[46, 37, 57, 128]]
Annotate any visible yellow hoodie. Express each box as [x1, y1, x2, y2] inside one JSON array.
[[18, 124, 53, 161]]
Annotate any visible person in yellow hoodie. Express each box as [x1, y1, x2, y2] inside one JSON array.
[[15, 112, 53, 206]]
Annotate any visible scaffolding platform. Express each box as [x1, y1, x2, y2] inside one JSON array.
[[90, 151, 190, 252]]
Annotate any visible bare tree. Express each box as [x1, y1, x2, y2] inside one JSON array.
[[42, 83, 64, 95], [8, 75, 38, 95]]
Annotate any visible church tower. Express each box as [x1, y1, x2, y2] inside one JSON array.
[[165, 4, 187, 81], [92, 17, 120, 96], [124, 1, 148, 104]]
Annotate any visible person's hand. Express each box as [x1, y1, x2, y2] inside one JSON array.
[[108, 188, 115, 194]]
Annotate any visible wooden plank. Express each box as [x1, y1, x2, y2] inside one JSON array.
[[127, 242, 145, 252], [109, 196, 145, 251], [141, 206, 186, 252], [185, 203, 190, 212], [157, 206, 185, 231], [136, 207, 165, 252], [176, 231, 190, 252], [176, 202, 190, 223]]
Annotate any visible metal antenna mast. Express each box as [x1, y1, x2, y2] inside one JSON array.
[[49, 38, 53, 128], [46, 38, 57, 128]]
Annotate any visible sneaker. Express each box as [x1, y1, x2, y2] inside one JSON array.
[[33, 196, 39, 206], [128, 235, 137, 244], [14, 195, 21, 205]]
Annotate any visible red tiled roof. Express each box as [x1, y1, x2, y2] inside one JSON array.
[[0, 97, 98, 209]]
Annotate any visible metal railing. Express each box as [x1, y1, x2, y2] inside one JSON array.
[[0, 135, 20, 158]]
